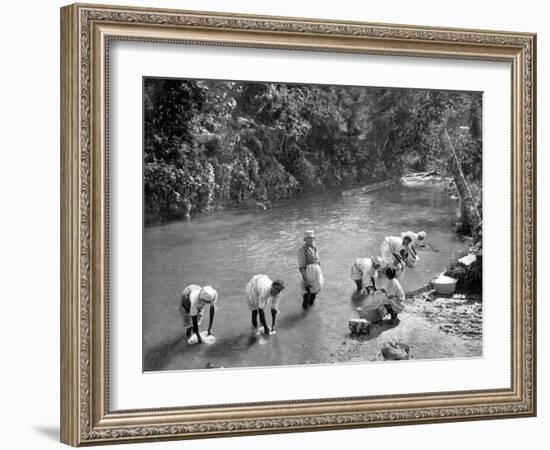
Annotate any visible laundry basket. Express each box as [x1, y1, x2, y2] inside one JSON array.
[[433, 274, 457, 295]]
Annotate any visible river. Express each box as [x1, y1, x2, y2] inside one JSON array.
[[143, 180, 469, 371]]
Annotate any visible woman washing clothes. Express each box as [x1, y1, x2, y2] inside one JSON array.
[[400, 230, 427, 259], [380, 235, 412, 275]]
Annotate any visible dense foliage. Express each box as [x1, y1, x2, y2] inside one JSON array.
[[444, 255, 483, 294], [144, 78, 482, 223]]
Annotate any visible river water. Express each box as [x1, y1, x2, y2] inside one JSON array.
[[143, 180, 469, 371]]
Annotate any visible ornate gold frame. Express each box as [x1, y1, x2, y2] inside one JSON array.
[[60, 3, 536, 446]]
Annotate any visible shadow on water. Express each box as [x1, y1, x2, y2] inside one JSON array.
[[202, 330, 260, 360], [277, 308, 311, 328], [143, 333, 187, 371], [198, 308, 316, 367], [145, 330, 264, 371]]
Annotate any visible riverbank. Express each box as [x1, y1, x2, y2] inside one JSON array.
[[145, 176, 398, 227], [331, 289, 482, 363]]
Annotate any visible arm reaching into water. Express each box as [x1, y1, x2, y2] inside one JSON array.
[[191, 316, 202, 343], [258, 308, 270, 335], [270, 308, 278, 333], [207, 305, 215, 336]]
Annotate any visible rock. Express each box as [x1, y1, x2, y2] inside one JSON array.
[[458, 254, 477, 266], [349, 319, 371, 335], [381, 341, 411, 360]]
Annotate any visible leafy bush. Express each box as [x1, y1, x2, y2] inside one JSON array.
[[143, 78, 482, 223], [444, 255, 483, 294]]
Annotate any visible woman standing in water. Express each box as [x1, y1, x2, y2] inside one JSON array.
[[298, 230, 324, 309]]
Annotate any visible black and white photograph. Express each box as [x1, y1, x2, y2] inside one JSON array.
[[142, 77, 483, 372]]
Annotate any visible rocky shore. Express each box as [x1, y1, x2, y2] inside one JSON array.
[[330, 289, 482, 363]]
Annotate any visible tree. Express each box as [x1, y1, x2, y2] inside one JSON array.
[[143, 78, 482, 224]]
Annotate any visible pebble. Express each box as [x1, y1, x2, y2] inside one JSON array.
[[381, 341, 411, 360]]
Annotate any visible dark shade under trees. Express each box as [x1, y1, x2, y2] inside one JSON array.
[[144, 78, 482, 224]]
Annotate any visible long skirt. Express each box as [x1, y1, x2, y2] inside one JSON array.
[[301, 263, 324, 294]]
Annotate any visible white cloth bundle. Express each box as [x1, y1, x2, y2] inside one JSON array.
[[187, 331, 216, 345]]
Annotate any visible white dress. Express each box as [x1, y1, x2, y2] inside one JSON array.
[[380, 236, 406, 266], [350, 257, 378, 287], [246, 274, 282, 312]]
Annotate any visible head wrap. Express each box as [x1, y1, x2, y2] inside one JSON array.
[[199, 286, 217, 302], [304, 230, 316, 239]]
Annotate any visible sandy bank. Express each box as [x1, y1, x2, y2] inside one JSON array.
[[330, 290, 482, 363]]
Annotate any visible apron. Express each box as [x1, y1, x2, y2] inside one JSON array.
[[301, 263, 324, 294]]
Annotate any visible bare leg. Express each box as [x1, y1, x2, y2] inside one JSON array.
[[309, 293, 317, 306], [258, 308, 270, 334], [302, 293, 310, 309]]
